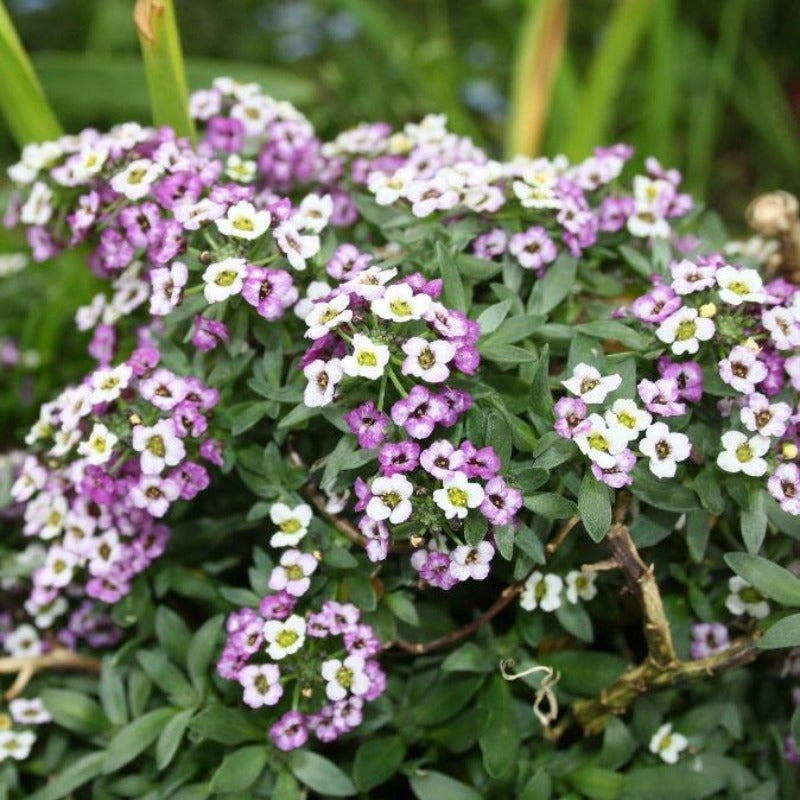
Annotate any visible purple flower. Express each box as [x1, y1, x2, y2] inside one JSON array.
[[359, 517, 389, 562], [590, 449, 636, 488], [637, 377, 686, 417], [458, 442, 501, 480], [200, 439, 224, 467], [391, 386, 447, 439], [554, 397, 591, 439], [241, 266, 298, 320], [768, 463, 800, 515], [480, 477, 523, 526], [438, 387, 473, 428], [658, 358, 703, 403], [168, 461, 210, 500], [258, 590, 297, 620], [88, 324, 116, 365], [472, 228, 507, 259], [689, 622, 730, 659], [270, 711, 309, 751], [509, 226, 557, 273], [206, 116, 245, 152], [410, 548, 458, 590], [631, 285, 681, 323], [344, 402, 389, 449], [192, 316, 229, 352], [378, 441, 420, 476], [419, 440, 464, 480]]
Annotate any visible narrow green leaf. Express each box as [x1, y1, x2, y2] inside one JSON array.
[[724, 553, 800, 607], [40, 689, 111, 737], [25, 752, 105, 800], [409, 771, 483, 800], [211, 745, 270, 792], [436, 241, 466, 312], [156, 707, 195, 770], [527, 253, 578, 315], [477, 675, 520, 779], [103, 707, 176, 773], [353, 736, 405, 792], [758, 613, 800, 650], [187, 614, 224, 692], [740, 488, 767, 554], [135, 0, 195, 140], [579, 472, 613, 542], [99, 659, 129, 726], [288, 750, 356, 797], [0, 1, 62, 145]]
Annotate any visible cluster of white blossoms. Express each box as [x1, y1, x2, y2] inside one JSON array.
[[519, 569, 599, 612]]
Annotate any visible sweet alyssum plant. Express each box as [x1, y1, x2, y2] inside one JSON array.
[[1, 77, 800, 798]]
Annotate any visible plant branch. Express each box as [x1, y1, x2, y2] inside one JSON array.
[[0, 647, 101, 700]]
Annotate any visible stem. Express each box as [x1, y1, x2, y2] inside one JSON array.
[[387, 367, 408, 398], [0, 647, 101, 700]]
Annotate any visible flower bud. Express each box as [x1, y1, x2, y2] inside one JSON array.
[[782, 443, 798, 460], [699, 303, 717, 318]]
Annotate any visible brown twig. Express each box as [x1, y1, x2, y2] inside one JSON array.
[[545, 514, 581, 556], [390, 515, 581, 654], [572, 491, 760, 733], [0, 648, 101, 700]]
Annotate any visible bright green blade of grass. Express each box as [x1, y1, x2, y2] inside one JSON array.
[[563, 0, 653, 160], [0, 0, 62, 146], [135, 0, 195, 142], [684, 0, 748, 198], [505, 0, 570, 158]]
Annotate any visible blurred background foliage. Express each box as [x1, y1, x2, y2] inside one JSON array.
[[1, 0, 799, 439]]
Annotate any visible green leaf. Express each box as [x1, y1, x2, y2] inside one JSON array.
[[99, 659, 128, 726], [740, 488, 767, 554], [187, 614, 224, 692], [409, 771, 483, 800], [537, 651, 629, 695], [25, 751, 105, 800], [0, 2, 62, 146], [412, 674, 485, 726], [757, 613, 800, 650], [437, 241, 466, 312], [483, 314, 545, 346], [476, 299, 513, 335], [792, 706, 800, 749], [494, 524, 515, 560], [480, 344, 540, 364], [156, 707, 195, 770], [189, 705, 264, 745], [579, 472, 613, 542], [622, 758, 729, 799], [556, 601, 594, 642], [288, 750, 356, 797], [599, 717, 637, 770], [136, 651, 198, 707], [464, 514, 489, 546], [528, 253, 578, 315], [385, 591, 420, 626], [103, 707, 176, 774], [441, 643, 496, 673], [519, 768, 552, 800], [577, 320, 651, 351], [530, 344, 554, 421], [211, 745, 270, 792], [40, 689, 111, 737], [524, 492, 578, 519], [136, 0, 195, 140], [570, 766, 623, 800], [353, 736, 405, 791], [477, 675, 520, 779], [724, 553, 800, 607], [155, 606, 192, 664]]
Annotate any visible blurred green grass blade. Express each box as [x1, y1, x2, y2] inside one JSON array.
[[563, 0, 653, 160], [31, 52, 317, 129], [85, 0, 138, 54], [135, 0, 195, 141], [543, 51, 578, 155], [332, 0, 481, 140], [505, 0, 569, 158], [684, 0, 747, 198], [640, 0, 676, 164], [0, 1, 62, 146]]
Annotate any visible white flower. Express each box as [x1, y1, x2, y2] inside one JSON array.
[[109, 159, 163, 200], [0, 730, 36, 762], [627, 208, 670, 239], [740, 393, 792, 438], [202, 257, 246, 303], [77, 423, 118, 466], [294, 280, 332, 320], [716, 431, 769, 477], [656, 307, 715, 355], [9, 697, 51, 725], [24, 492, 67, 540], [520, 571, 564, 612], [725, 576, 770, 619], [4, 624, 41, 658], [512, 165, 560, 209], [274, 221, 320, 271], [304, 294, 352, 340], [371, 284, 432, 323], [604, 399, 652, 442], [562, 363, 622, 405], [716, 265, 765, 306], [565, 570, 598, 604], [366, 475, 413, 524], [89, 363, 133, 405], [341, 334, 390, 380], [20, 181, 54, 226], [0, 253, 27, 278], [574, 414, 630, 469], [639, 422, 692, 478], [224, 154, 256, 183], [343, 266, 397, 301], [320, 655, 370, 701], [718, 345, 767, 395], [215, 201, 271, 240], [269, 503, 312, 548], [649, 723, 688, 764], [262, 614, 306, 660], [238, 664, 283, 708], [449, 542, 494, 581], [401, 337, 455, 383], [294, 193, 333, 233], [433, 472, 485, 520], [131, 419, 186, 475], [303, 358, 344, 408], [368, 166, 416, 205]]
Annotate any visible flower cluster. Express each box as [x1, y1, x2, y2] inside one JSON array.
[[8, 348, 217, 630], [519, 568, 598, 612], [0, 697, 50, 765]]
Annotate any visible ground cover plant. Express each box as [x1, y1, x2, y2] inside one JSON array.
[[1, 2, 800, 799]]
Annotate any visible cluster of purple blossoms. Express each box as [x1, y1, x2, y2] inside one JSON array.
[[8, 346, 218, 630], [217, 571, 386, 751]]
